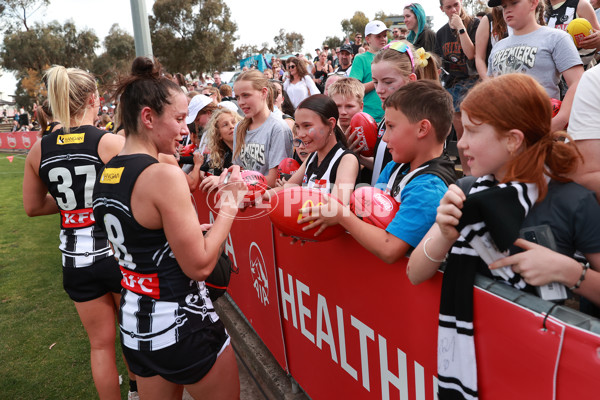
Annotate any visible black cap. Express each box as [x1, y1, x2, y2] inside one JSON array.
[[340, 44, 353, 54], [488, 0, 501, 7]]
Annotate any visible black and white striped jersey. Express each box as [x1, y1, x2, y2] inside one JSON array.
[[302, 142, 355, 194], [93, 154, 219, 351], [546, 0, 578, 31], [39, 125, 113, 268]]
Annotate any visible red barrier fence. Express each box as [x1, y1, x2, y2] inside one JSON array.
[[192, 190, 600, 400], [0, 131, 39, 150]]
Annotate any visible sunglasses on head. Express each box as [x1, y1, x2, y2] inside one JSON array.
[[382, 41, 415, 73]]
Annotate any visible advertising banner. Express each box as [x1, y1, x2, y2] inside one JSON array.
[[0, 131, 38, 150], [192, 189, 600, 399]]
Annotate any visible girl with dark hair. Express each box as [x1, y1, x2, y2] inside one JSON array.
[[404, 3, 437, 52], [92, 57, 245, 400], [23, 65, 126, 399], [283, 56, 320, 108], [268, 94, 359, 204]]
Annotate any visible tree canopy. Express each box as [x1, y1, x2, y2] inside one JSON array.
[[92, 24, 136, 86], [1, 20, 99, 108], [150, 0, 237, 76], [341, 11, 369, 39], [1, 20, 98, 72], [322, 36, 343, 50], [273, 29, 304, 54], [0, 0, 49, 32]]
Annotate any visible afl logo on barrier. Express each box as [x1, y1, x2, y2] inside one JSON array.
[[249, 242, 269, 305]]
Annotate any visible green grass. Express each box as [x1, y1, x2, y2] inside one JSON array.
[[0, 151, 129, 399]]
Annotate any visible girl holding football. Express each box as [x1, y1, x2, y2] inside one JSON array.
[[268, 94, 359, 205]]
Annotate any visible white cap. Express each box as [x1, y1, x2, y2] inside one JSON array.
[[186, 95, 212, 124], [365, 20, 389, 36], [102, 106, 108, 111], [218, 101, 239, 113]]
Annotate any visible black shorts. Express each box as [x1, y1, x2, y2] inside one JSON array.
[[122, 320, 230, 385], [63, 256, 122, 302]]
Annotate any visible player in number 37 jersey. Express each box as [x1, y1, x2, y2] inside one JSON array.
[[22, 65, 127, 399], [38, 125, 114, 267]]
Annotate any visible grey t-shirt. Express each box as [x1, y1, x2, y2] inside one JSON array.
[[233, 112, 293, 176], [488, 26, 582, 99]]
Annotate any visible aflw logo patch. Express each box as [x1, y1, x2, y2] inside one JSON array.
[[100, 167, 124, 184], [56, 133, 85, 145]]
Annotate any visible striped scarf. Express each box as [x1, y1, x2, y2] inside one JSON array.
[[437, 175, 538, 399]]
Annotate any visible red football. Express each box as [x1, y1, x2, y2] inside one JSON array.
[[277, 158, 301, 180], [240, 170, 268, 206], [268, 187, 345, 241], [550, 98, 562, 118], [350, 186, 400, 229], [349, 112, 378, 157], [180, 143, 196, 157]]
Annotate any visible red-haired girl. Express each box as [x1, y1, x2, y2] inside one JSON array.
[[408, 73, 600, 399]]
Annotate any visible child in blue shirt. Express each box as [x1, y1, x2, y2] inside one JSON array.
[[300, 80, 456, 263]]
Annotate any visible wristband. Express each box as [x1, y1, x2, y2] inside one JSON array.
[[568, 262, 589, 290], [459, 28, 466, 35], [423, 237, 447, 263]]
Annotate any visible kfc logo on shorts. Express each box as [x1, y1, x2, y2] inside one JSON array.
[[249, 242, 269, 305], [120, 267, 160, 299]]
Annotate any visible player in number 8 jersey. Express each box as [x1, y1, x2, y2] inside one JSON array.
[[93, 57, 246, 400], [23, 66, 127, 399]]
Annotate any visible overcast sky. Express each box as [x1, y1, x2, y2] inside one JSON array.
[[0, 0, 449, 97]]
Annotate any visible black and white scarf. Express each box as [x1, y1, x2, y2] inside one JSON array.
[[437, 175, 538, 400]]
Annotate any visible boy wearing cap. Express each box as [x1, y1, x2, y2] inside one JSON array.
[[349, 20, 389, 123]]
